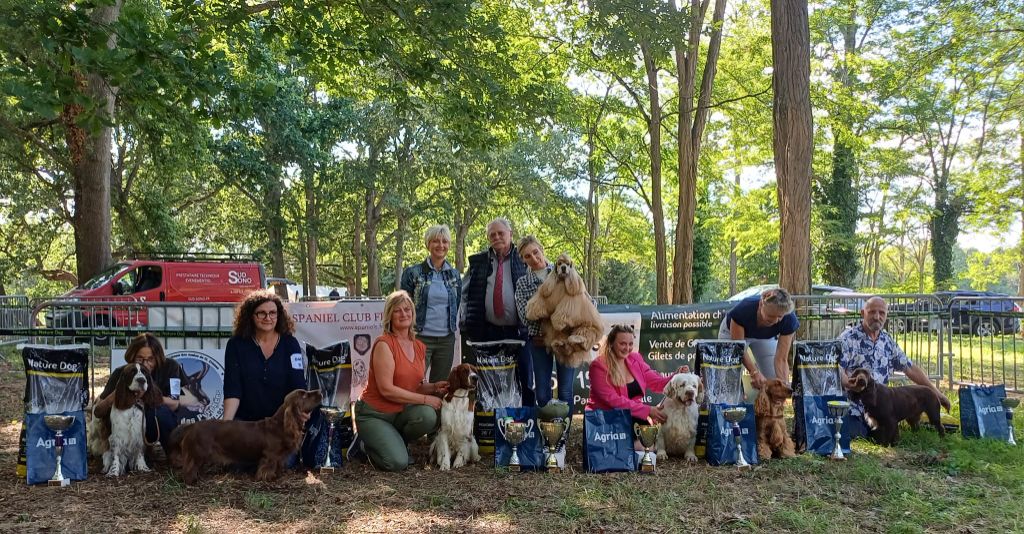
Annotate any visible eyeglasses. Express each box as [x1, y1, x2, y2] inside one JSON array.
[[255, 310, 278, 320]]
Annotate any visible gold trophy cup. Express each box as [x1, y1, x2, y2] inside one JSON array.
[[634, 423, 660, 473], [497, 417, 531, 471], [539, 420, 566, 473]]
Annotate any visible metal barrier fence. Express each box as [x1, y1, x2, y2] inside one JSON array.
[[4, 298, 236, 391], [0, 295, 31, 346], [791, 293, 949, 386], [1, 292, 1021, 391], [944, 296, 1024, 391]]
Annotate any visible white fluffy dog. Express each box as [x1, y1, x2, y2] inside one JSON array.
[[524, 253, 604, 368], [656, 373, 703, 462]]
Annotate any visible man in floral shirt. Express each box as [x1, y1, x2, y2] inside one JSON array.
[[838, 296, 950, 437]]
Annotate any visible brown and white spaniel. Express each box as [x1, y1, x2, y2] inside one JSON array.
[[429, 364, 480, 470], [167, 389, 321, 484], [88, 363, 163, 476], [755, 379, 796, 460]]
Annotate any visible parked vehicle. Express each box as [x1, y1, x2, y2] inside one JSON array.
[[46, 253, 265, 328], [890, 290, 1021, 336]]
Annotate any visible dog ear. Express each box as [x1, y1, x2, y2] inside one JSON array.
[[564, 268, 583, 296], [283, 397, 303, 441], [754, 386, 770, 415], [696, 378, 705, 404], [663, 377, 677, 399]]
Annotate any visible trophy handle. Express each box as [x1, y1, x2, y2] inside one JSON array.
[[496, 417, 509, 439], [524, 418, 535, 438]]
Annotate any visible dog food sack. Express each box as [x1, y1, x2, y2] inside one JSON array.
[[583, 409, 636, 473], [18, 344, 89, 478], [706, 403, 758, 466], [467, 340, 524, 454], [792, 341, 852, 456], [494, 406, 544, 471], [305, 341, 352, 410], [694, 340, 745, 458], [959, 384, 1009, 440]]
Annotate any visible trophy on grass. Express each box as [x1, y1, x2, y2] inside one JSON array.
[[43, 415, 75, 487], [722, 407, 751, 469], [319, 406, 345, 474], [538, 400, 571, 473], [1002, 397, 1019, 446], [827, 400, 851, 461], [497, 417, 531, 471], [634, 423, 661, 473]]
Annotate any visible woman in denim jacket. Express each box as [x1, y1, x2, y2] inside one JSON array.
[[400, 224, 462, 383]]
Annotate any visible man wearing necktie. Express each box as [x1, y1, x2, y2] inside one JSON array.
[[461, 217, 534, 406]]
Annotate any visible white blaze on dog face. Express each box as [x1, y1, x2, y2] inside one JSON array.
[[128, 363, 148, 394]]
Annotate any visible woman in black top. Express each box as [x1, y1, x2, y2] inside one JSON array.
[[95, 333, 184, 449]]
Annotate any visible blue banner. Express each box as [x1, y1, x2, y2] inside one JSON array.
[[494, 407, 544, 470], [25, 411, 87, 485], [583, 409, 636, 473], [706, 403, 758, 466], [959, 384, 1009, 440]]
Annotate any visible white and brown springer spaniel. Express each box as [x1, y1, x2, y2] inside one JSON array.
[[89, 363, 162, 476], [657, 372, 703, 462], [430, 364, 480, 470]]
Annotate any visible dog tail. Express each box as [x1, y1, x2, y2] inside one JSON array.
[[938, 392, 951, 413]]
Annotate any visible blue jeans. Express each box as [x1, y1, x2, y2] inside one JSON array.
[[529, 341, 578, 407]]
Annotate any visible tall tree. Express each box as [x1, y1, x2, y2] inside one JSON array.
[[772, 0, 813, 294], [671, 0, 727, 304]]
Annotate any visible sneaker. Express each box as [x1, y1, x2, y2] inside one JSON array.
[[346, 433, 367, 463]]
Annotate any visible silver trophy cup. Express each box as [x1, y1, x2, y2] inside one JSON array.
[[1002, 397, 1019, 446], [722, 407, 751, 468], [827, 400, 851, 460], [319, 407, 344, 474], [43, 415, 76, 487]]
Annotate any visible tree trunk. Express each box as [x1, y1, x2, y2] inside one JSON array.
[[305, 168, 319, 297], [394, 214, 408, 293], [641, 42, 669, 305], [1019, 123, 1024, 296], [68, 0, 123, 283], [585, 122, 601, 296], [364, 186, 381, 297], [454, 220, 470, 273], [772, 0, 813, 295], [730, 171, 739, 295], [264, 180, 288, 300], [672, 0, 726, 304], [820, 10, 860, 288], [352, 208, 363, 297], [930, 176, 958, 290]]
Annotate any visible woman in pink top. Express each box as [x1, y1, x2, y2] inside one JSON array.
[[587, 324, 686, 425]]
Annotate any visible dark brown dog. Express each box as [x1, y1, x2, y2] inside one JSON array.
[[755, 379, 796, 459], [845, 369, 949, 446], [168, 389, 322, 484]]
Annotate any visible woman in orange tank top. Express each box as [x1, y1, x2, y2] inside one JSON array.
[[353, 290, 449, 471]]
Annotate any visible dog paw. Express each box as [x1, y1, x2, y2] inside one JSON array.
[[551, 339, 565, 348], [656, 451, 668, 462], [567, 334, 585, 345], [685, 452, 698, 463]]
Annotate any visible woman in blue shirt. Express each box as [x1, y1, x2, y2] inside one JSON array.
[[223, 290, 308, 422], [400, 224, 462, 383], [717, 287, 799, 388]]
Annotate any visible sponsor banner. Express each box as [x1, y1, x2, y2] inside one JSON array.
[[573, 304, 728, 409], [111, 348, 226, 422]]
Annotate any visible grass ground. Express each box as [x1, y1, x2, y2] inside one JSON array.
[[0, 346, 1022, 533]]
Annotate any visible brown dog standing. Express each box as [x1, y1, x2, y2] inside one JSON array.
[[845, 369, 949, 446], [755, 379, 796, 459]]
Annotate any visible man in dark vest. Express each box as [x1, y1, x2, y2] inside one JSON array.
[[461, 217, 534, 406]]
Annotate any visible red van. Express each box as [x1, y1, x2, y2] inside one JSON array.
[[49, 254, 265, 328]]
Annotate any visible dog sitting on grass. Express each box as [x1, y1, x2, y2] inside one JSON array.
[[845, 369, 950, 446]]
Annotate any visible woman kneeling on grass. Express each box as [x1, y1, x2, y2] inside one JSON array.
[[352, 290, 449, 471]]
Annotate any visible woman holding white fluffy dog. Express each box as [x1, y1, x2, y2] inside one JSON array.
[[515, 235, 578, 407]]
